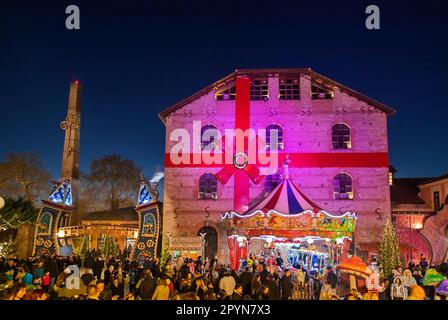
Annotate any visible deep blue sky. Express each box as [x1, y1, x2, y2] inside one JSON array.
[[1, 0, 447, 180]]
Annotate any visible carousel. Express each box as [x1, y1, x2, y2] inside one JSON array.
[[221, 162, 358, 271]]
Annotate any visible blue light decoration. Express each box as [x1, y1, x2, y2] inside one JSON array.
[[49, 180, 73, 206], [133, 179, 162, 264], [64, 184, 72, 206], [138, 181, 153, 206]]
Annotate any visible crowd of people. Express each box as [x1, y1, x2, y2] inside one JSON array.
[[1, 250, 447, 300]]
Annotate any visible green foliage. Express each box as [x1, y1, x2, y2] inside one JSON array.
[[159, 248, 170, 268], [102, 235, 119, 257], [377, 218, 401, 278], [0, 197, 39, 231], [0, 236, 16, 258], [80, 235, 91, 257]]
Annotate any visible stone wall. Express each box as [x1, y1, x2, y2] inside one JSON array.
[[15, 224, 35, 259]]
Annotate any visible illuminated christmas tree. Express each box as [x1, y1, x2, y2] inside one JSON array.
[[103, 235, 119, 257], [79, 235, 90, 256], [377, 218, 401, 278]]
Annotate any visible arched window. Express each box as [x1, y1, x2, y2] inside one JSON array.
[[264, 174, 282, 193], [199, 173, 218, 200], [37, 212, 52, 235], [201, 124, 219, 150], [142, 212, 156, 236], [333, 173, 353, 200], [332, 124, 351, 149], [266, 124, 284, 150]]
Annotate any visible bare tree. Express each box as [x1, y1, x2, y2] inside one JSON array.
[[84, 154, 141, 210], [0, 153, 52, 204]]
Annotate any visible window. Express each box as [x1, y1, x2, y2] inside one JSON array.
[[250, 79, 269, 101], [433, 191, 441, 211], [279, 78, 300, 100], [264, 174, 282, 193], [37, 212, 52, 235], [311, 83, 333, 99], [333, 173, 353, 200], [199, 173, 217, 200], [332, 124, 351, 149], [142, 212, 156, 236], [216, 86, 236, 101], [201, 124, 219, 150], [266, 124, 284, 150], [388, 172, 393, 186]]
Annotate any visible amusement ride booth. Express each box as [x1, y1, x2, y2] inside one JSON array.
[[222, 162, 358, 272]]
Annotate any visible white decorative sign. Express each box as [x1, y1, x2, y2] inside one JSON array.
[[169, 236, 203, 251]]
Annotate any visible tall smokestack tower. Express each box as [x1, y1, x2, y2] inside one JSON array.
[[60, 81, 82, 224]]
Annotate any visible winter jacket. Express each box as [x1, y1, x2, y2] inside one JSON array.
[[391, 284, 407, 300], [138, 277, 157, 300], [268, 280, 280, 300], [44, 259, 58, 278], [152, 285, 170, 300], [325, 271, 338, 289], [239, 272, 252, 295], [281, 276, 293, 299]]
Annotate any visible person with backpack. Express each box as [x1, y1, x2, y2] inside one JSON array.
[[137, 270, 157, 300]]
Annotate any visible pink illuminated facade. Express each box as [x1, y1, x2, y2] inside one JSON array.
[[159, 68, 396, 264]]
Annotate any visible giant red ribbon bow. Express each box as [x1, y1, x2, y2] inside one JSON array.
[[214, 77, 264, 213]]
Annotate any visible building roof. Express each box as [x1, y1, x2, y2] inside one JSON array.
[[390, 178, 433, 204], [82, 206, 138, 222], [158, 68, 396, 123], [418, 172, 448, 186]]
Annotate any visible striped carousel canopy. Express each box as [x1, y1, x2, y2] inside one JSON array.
[[243, 176, 321, 217], [221, 173, 356, 220]]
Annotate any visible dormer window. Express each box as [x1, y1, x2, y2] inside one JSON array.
[[250, 78, 269, 101], [279, 78, 300, 100], [311, 83, 333, 99], [215, 86, 236, 101]]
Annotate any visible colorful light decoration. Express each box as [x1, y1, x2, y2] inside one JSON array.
[[222, 208, 357, 220], [138, 181, 153, 205], [49, 180, 73, 206]]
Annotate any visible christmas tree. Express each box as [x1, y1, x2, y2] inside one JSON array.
[[377, 218, 401, 278], [80, 235, 90, 257], [103, 235, 119, 257]]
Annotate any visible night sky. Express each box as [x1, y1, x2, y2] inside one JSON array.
[[1, 0, 447, 180]]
